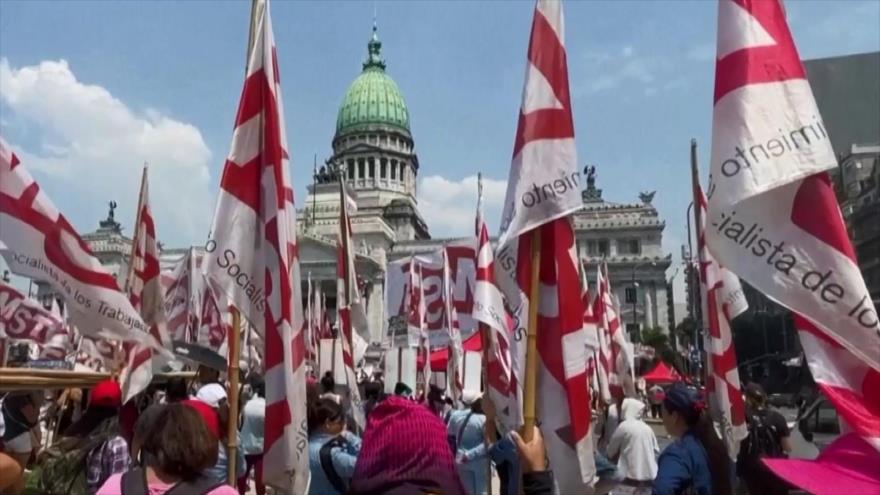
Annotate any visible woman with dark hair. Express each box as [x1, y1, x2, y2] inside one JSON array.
[[96, 403, 237, 494], [307, 398, 362, 494], [653, 383, 732, 495]]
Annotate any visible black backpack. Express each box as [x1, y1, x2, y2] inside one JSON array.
[[745, 409, 784, 458], [120, 468, 224, 495], [319, 436, 351, 494]]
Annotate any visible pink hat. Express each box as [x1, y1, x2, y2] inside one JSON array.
[[763, 433, 880, 495], [349, 396, 465, 495]]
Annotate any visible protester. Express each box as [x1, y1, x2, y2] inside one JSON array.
[[195, 383, 245, 484], [653, 383, 732, 495], [307, 397, 362, 494], [426, 385, 448, 417], [510, 426, 554, 495], [349, 395, 465, 495], [96, 403, 237, 494], [362, 381, 384, 419], [648, 385, 665, 419], [164, 378, 189, 403], [238, 376, 266, 495], [447, 391, 490, 495], [0, 391, 40, 495], [320, 371, 343, 404], [393, 382, 413, 398], [735, 383, 792, 495], [605, 399, 658, 494]]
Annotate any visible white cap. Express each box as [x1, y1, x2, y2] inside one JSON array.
[[196, 383, 227, 408], [461, 390, 483, 406]]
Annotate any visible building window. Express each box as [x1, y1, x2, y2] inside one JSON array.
[[380, 158, 387, 179], [588, 239, 609, 256], [357, 158, 365, 179], [390, 159, 397, 180], [625, 287, 637, 304], [619, 239, 641, 255], [368, 158, 375, 178], [347, 159, 355, 180]]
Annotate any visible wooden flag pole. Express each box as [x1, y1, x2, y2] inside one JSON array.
[[521, 229, 542, 441], [480, 324, 496, 495], [226, 308, 242, 485]]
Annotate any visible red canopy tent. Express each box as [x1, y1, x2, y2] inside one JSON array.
[[641, 361, 682, 384], [416, 331, 483, 371]]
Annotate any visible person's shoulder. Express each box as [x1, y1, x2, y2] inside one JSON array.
[[207, 485, 239, 495], [95, 473, 123, 495]]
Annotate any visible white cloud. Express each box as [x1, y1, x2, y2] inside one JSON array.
[[0, 58, 213, 246], [575, 48, 665, 97], [417, 174, 506, 238]]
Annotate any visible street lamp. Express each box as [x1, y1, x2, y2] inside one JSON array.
[[630, 260, 656, 343]]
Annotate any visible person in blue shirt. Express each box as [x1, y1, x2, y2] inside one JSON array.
[[308, 397, 362, 495], [653, 383, 732, 495], [447, 391, 492, 495]]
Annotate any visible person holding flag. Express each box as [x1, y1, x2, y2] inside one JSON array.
[[494, 0, 594, 491]]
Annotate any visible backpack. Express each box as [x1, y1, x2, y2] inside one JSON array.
[[319, 436, 351, 494], [120, 468, 224, 495], [28, 418, 119, 495], [745, 409, 784, 459]]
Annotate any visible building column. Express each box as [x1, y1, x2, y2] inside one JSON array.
[[367, 278, 385, 343]]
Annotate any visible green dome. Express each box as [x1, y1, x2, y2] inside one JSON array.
[[335, 26, 410, 136]]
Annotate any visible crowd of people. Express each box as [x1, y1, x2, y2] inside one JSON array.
[[0, 366, 801, 495]]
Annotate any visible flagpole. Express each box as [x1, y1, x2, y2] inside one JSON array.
[[116, 164, 149, 375], [227, 308, 242, 485], [521, 229, 541, 441], [689, 139, 706, 386]]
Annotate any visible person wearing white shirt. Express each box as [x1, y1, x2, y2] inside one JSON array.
[[606, 398, 659, 495]]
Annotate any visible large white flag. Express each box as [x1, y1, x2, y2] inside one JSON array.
[[0, 139, 158, 355], [162, 248, 202, 343], [494, 1, 594, 490], [707, 0, 880, 447], [201, 0, 309, 489], [121, 165, 171, 402]]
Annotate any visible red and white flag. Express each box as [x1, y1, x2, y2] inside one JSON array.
[[474, 174, 516, 429], [579, 260, 606, 403], [707, 0, 880, 448], [0, 139, 158, 355], [444, 245, 464, 405], [406, 259, 425, 348], [595, 263, 635, 398], [197, 289, 227, 351], [494, 1, 594, 490], [162, 248, 202, 343], [201, 0, 309, 489], [695, 185, 748, 459], [121, 165, 171, 402], [0, 281, 68, 357], [337, 177, 366, 430]]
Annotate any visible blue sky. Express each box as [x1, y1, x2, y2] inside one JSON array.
[[2, 0, 879, 292]]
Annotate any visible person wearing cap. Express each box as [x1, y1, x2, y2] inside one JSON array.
[[446, 390, 490, 495], [63, 379, 130, 494], [393, 381, 413, 399], [735, 382, 791, 495], [653, 383, 732, 495], [196, 383, 246, 484]]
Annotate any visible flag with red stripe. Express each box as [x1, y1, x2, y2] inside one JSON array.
[[595, 263, 635, 398], [0, 139, 160, 357], [0, 281, 69, 357], [337, 176, 366, 429], [494, 1, 594, 490], [121, 165, 172, 402], [162, 248, 202, 344], [202, 0, 309, 489], [707, 0, 880, 448], [444, 244, 465, 405], [474, 174, 516, 429], [695, 185, 748, 459]]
